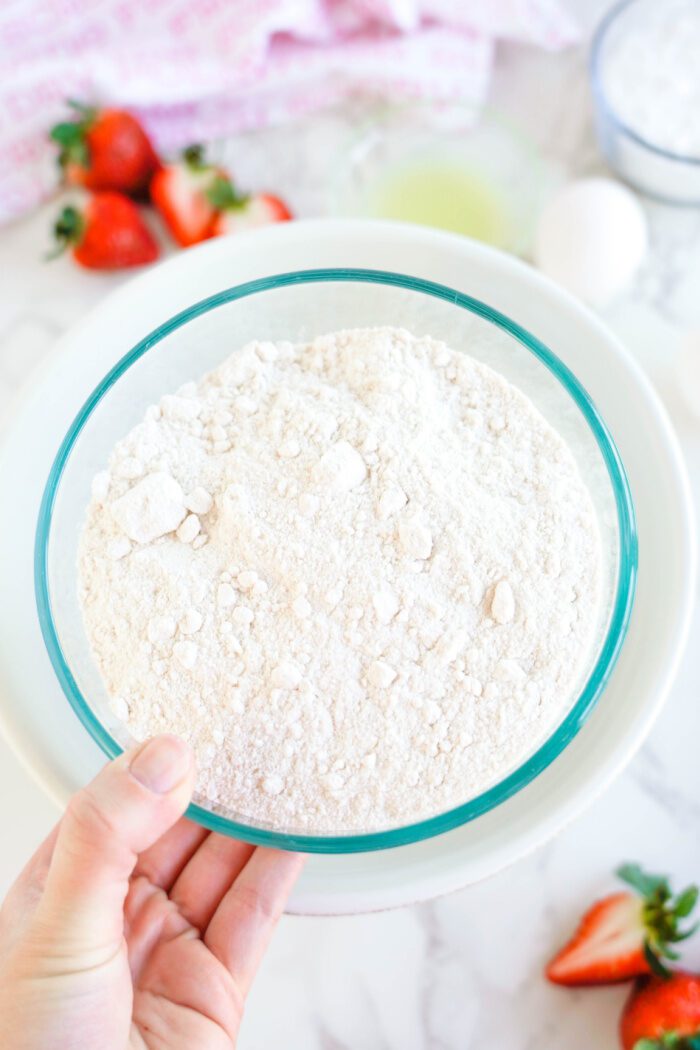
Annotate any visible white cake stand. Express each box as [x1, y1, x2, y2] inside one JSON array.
[[0, 221, 694, 915]]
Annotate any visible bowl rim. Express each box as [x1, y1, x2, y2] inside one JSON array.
[[34, 266, 638, 853], [590, 0, 700, 168]]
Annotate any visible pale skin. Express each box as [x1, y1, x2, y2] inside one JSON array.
[[0, 735, 305, 1049]]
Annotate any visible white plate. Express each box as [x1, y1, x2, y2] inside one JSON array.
[[0, 220, 694, 914]]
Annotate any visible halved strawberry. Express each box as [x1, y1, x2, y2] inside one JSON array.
[[620, 972, 700, 1049], [51, 192, 159, 270], [150, 146, 222, 247], [50, 101, 159, 196], [546, 865, 699, 987], [208, 177, 292, 236]]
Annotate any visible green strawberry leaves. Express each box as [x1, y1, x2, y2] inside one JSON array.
[[675, 888, 700, 919], [206, 174, 249, 211], [49, 205, 85, 258], [50, 100, 96, 171], [643, 941, 674, 980], [183, 144, 207, 170], [50, 122, 89, 169], [634, 1034, 700, 1050], [619, 865, 670, 898], [617, 864, 699, 980]]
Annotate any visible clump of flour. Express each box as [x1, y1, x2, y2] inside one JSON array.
[[79, 327, 602, 831]]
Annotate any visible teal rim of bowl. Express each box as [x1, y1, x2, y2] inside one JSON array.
[[34, 267, 638, 854]]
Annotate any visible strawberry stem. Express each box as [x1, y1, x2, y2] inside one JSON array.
[[206, 174, 249, 210], [634, 1034, 700, 1049], [617, 864, 699, 979], [49, 101, 94, 171], [49, 206, 84, 259], [183, 144, 207, 170], [66, 98, 96, 121]]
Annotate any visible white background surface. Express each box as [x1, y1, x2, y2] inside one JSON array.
[[1, 1, 700, 1047]]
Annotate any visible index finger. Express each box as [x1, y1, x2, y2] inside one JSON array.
[[204, 847, 305, 994]]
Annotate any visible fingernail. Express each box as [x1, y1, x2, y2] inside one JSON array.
[[129, 735, 192, 794]]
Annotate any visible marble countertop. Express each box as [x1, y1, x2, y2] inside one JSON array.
[[1, 2, 699, 1047]]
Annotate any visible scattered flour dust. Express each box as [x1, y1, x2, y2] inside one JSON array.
[[79, 327, 602, 832]]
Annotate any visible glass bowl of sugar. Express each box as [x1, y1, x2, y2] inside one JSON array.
[[591, 0, 700, 203], [35, 268, 637, 853]]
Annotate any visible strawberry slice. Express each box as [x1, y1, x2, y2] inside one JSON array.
[[546, 865, 699, 987], [620, 972, 700, 1049], [208, 176, 292, 236], [51, 192, 159, 270], [150, 146, 222, 248], [547, 892, 648, 986], [50, 101, 159, 196]]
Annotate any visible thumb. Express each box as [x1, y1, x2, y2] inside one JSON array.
[[36, 735, 195, 953]]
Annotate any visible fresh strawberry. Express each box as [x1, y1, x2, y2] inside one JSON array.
[[51, 192, 159, 270], [620, 972, 700, 1049], [546, 865, 699, 987], [151, 148, 291, 245], [208, 175, 292, 236], [150, 145, 223, 247], [50, 101, 159, 195]]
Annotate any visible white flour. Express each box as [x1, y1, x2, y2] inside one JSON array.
[[79, 327, 601, 832], [603, 0, 700, 157]]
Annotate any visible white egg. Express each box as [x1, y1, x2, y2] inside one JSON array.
[[533, 177, 648, 307]]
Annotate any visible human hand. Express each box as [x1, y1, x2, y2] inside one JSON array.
[[0, 735, 304, 1050]]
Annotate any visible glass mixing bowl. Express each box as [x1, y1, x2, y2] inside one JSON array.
[[35, 269, 637, 853], [328, 109, 544, 256]]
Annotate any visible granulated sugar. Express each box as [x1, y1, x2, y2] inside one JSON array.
[[602, 0, 700, 157], [79, 327, 602, 832]]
